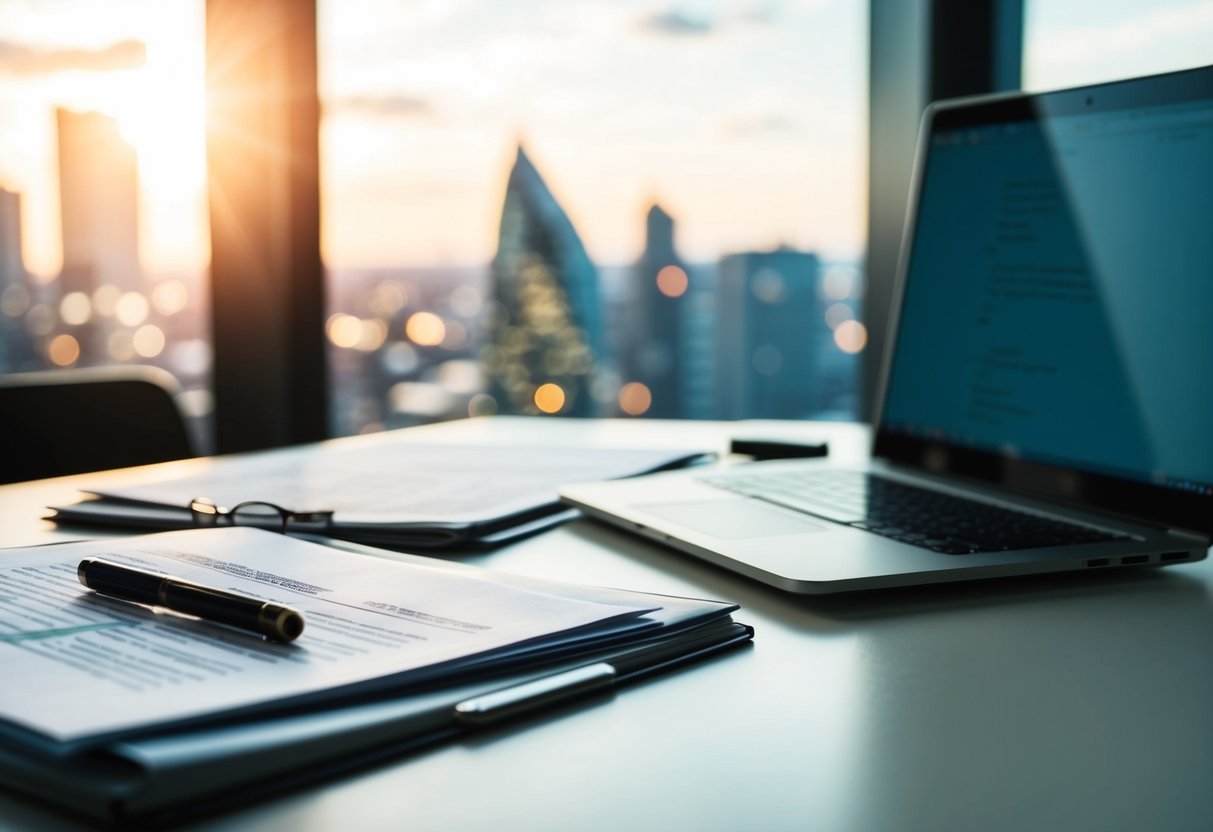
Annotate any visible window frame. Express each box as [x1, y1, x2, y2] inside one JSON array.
[[204, 0, 1024, 450]]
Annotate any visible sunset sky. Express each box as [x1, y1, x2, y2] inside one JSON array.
[[317, 0, 867, 268], [0, 0, 206, 278], [0, 0, 1209, 279]]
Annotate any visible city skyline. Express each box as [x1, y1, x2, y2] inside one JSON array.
[[3, 1, 1210, 278], [0, 0, 867, 278], [0, 88, 863, 430]]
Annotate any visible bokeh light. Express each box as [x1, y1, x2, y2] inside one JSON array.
[[369, 280, 408, 317], [92, 285, 121, 317], [833, 319, 868, 353], [825, 302, 854, 330], [115, 291, 150, 327], [468, 392, 498, 417], [48, 334, 80, 366], [533, 382, 566, 414], [388, 381, 453, 418], [436, 359, 481, 395], [133, 324, 166, 358], [655, 265, 688, 298], [750, 268, 786, 303], [356, 318, 389, 352], [618, 382, 652, 416], [382, 341, 420, 375], [821, 265, 857, 301], [59, 291, 92, 326], [405, 311, 446, 346], [327, 313, 362, 348], [26, 304, 55, 336], [151, 279, 189, 315]]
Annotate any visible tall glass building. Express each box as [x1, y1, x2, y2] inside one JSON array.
[[484, 146, 602, 417]]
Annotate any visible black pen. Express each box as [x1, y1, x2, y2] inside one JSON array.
[[77, 558, 305, 642]]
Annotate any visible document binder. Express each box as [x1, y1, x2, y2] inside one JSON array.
[[0, 529, 752, 825], [47, 429, 707, 548]]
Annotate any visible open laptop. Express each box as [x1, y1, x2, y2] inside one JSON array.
[[562, 65, 1213, 593]]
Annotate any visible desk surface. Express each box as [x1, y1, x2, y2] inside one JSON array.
[[1, 417, 1210, 832]]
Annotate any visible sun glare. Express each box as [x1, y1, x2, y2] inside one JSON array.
[[72, 30, 211, 275], [109, 62, 207, 195]]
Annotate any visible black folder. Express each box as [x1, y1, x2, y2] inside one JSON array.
[[0, 534, 751, 826], [0, 617, 751, 827]]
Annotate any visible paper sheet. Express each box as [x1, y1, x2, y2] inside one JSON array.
[[95, 441, 696, 523], [0, 528, 655, 742]]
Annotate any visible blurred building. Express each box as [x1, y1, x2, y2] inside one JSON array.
[[680, 263, 717, 419], [57, 109, 142, 363], [0, 189, 21, 284], [57, 109, 141, 296], [0, 187, 38, 371], [715, 247, 824, 419], [484, 145, 602, 416], [624, 202, 694, 418]]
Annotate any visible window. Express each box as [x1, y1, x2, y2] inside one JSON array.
[[0, 0, 213, 448], [1024, 0, 1213, 91], [319, 0, 867, 435]]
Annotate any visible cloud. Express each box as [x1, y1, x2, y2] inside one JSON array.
[[638, 9, 716, 37], [721, 112, 802, 137], [736, 5, 778, 26], [325, 94, 435, 119], [0, 39, 145, 75]]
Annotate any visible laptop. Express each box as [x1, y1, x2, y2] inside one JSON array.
[[562, 65, 1213, 593]]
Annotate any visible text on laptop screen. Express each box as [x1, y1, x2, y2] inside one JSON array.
[[881, 96, 1213, 495]]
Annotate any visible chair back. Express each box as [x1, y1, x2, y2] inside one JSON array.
[[0, 367, 195, 484]]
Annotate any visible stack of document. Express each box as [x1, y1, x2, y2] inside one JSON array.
[[0, 528, 751, 825], [49, 433, 706, 548]]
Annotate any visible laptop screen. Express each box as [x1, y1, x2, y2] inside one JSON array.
[[876, 66, 1213, 533]]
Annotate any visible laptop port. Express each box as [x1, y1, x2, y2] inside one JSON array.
[[1085, 558, 1110, 567], [1121, 555, 1149, 565], [1160, 551, 1190, 562]]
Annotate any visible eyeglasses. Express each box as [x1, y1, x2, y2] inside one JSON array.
[[189, 497, 334, 535]]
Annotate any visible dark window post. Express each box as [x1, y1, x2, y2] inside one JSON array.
[[205, 0, 326, 452], [864, 0, 1022, 422]]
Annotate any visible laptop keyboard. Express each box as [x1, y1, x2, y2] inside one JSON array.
[[701, 469, 1129, 554]]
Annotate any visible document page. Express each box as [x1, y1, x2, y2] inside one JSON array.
[[93, 440, 698, 524], [0, 528, 655, 743]]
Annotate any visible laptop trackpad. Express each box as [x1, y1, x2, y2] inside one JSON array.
[[635, 499, 830, 539]]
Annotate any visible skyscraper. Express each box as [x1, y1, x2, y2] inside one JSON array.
[[715, 247, 824, 418], [56, 108, 141, 297], [55, 108, 143, 364], [0, 187, 37, 371], [0, 188, 22, 286], [484, 146, 602, 416], [624, 202, 694, 417]]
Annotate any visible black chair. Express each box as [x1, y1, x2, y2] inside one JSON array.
[[0, 367, 196, 484]]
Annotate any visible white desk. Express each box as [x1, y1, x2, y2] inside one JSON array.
[[1, 417, 1210, 831]]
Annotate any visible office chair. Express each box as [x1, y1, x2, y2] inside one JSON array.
[[0, 366, 196, 484]]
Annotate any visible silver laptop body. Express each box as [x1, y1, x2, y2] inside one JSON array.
[[562, 66, 1213, 593]]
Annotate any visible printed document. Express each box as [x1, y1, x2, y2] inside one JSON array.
[[0, 528, 654, 743], [94, 441, 694, 523]]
